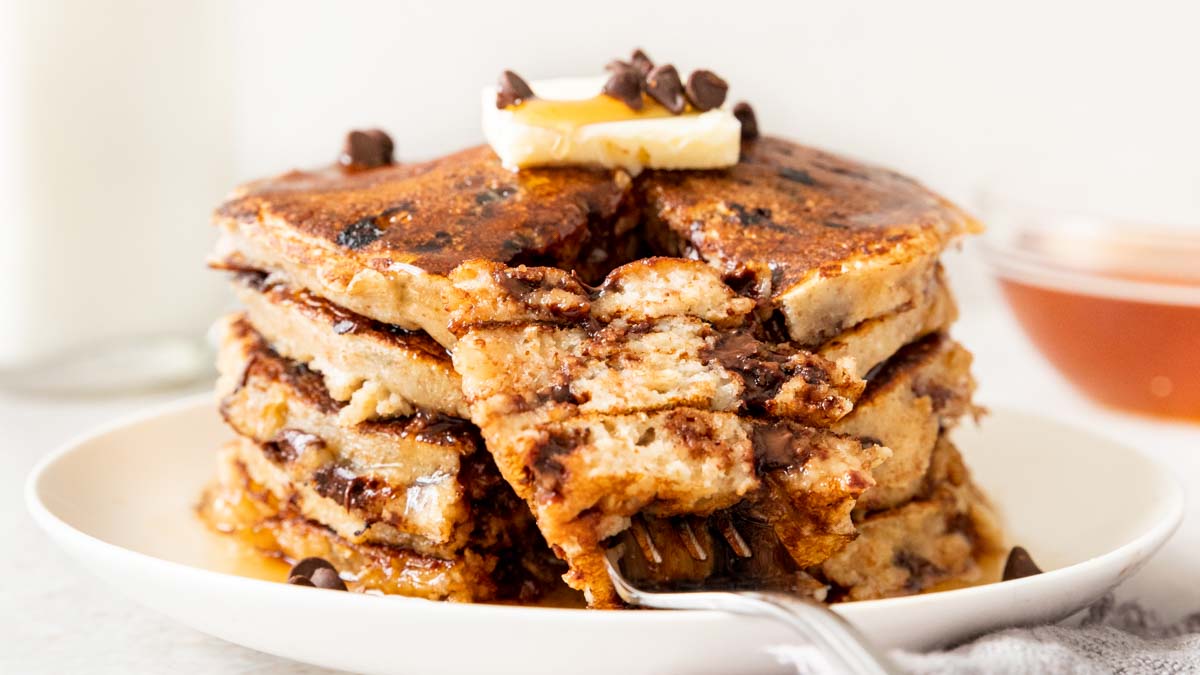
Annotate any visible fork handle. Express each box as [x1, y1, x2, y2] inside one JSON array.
[[716, 591, 904, 675]]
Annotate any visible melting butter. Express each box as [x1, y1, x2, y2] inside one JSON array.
[[510, 95, 681, 128], [483, 76, 740, 174]]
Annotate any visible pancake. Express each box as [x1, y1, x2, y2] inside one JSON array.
[[617, 434, 1002, 603], [211, 137, 977, 348], [450, 258, 864, 426], [216, 314, 481, 557], [641, 137, 981, 345], [199, 439, 559, 602], [490, 409, 886, 606], [589, 334, 978, 598], [203, 132, 993, 607], [818, 267, 957, 379], [818, 435, 1004, 601], [212, 145, 637, 346], [834, 333, 977, 512], [228, 270, 467, 423], [448, 258, 897, 605]]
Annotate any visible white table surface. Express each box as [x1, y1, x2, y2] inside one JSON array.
[[3, 266, 1197, 674]]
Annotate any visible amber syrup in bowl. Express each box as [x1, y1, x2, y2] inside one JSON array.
[[982, 204, 1200, 422]]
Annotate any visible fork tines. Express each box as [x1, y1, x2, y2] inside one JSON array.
[[713, 512, 753, 558], [629, 513, 752, 566]]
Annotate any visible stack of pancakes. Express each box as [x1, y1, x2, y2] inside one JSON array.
[[200, 138, 1003, 607]]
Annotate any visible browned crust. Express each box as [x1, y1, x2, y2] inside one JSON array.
[[203, 420, 564, 600], [222, 315, 475, 446], [215, 137, 977, 299], [858, 332, 975, 416], [225, 315, 341, 415], [199, 446, 507, 601], [215, 145, 632, 279], [640, 136, 981, 298], [230, 269, 450, 360]]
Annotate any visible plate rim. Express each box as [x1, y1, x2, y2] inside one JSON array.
[[25, 395, 1186, 624]]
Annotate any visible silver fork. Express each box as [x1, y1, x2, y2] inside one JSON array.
[[604, 547, 904, 674]]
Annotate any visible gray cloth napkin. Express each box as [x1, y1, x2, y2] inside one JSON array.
[[895, 596, 1200, 675], [774, 596, 1200, 674]]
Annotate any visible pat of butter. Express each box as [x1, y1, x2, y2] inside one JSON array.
[[482, 76, 740, 174]]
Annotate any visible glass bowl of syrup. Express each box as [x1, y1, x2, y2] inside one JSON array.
[[980, 198, 1200, 421]]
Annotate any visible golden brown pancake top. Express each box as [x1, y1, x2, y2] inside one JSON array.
[[217, 145, 630, 276], [216, 138, 976, 289], [639, 137, 980, 294]]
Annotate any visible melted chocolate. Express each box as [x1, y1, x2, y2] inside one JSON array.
[[727, 202, 775, 228], [707, 332, 793, 410], [311, 463, 394, 512], [232, 268, 272, 292], [412, 413, 476, 446], [363, 411, 481, 447], [492, 266, 593, 321], [893, 550, 943, 592], [751, 423, 798, 471], [262, 428, 325, 464], [529, 429, 588, 493]]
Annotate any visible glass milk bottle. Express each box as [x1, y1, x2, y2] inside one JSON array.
[[0, 2, 234, 392]]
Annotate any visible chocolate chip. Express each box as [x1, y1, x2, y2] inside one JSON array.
[[779, 167, 817, 186], [336, 217, 383, 249], [289, 556, 338, 580], [602, 67, 644, 110], [751, 422, 797, 471], [475, 186, 517, 205], [894, 550, 942, 591], [496, 70, 534, 109], [263, 429, 324, 465], [728, 202, 773, 227], [308, 567, 348, 591], [287, 575, 315, 587], [411, 230, 454, 253], [685, 70, 728, 111], [733, 102, 758, 140], [606, 49, 653, 78], [340, 129, 394, 169], [530, 428, 588, 494], [645, 65, 686, 114], [630, 48, 654, 77], [1002, 546, 1044, 581]]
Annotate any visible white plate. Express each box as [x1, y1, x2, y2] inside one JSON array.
[[26, 396, 1183, 675]]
